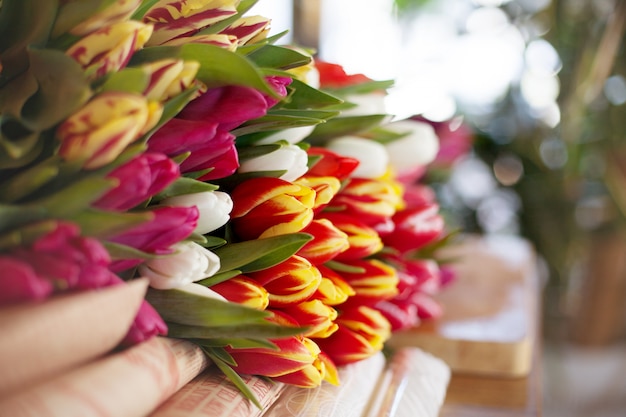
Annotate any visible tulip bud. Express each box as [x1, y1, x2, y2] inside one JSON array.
[[246, 255, 322, 308], [307, 147, 359, 180], [67, 21, 153, 80], [255, 125, 316, 145], [230, 177, 316, 240], [238, 144, 309, 182], [93, 152, 180, 211], [333, 259, 399, 305], [296, 219, 349, 265], [138, 241, 220, 290], [383, 119, 440, 174], [382, 203, 444, 254], [316, 306, 391, 366], [317, 213, 383, 261], [312, 265, 355, 306], [160, 191, 232, 235], [143, 0, 239, 46], [294, 176, 341, 212], [0, 257, 53, 305], [279, 300, 339, 339], [121, 300, 168, 346], [211, 276, 269, 310], [141, 59, 200, 102], [162, 33, 238, 50], [326, 136, 389, 179], [56, 92, 163, 169], [328, 177, 402, 226], [65, 0, 142, 36]]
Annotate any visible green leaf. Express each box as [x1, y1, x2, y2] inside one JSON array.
[[325, 260, 367, 274], [0, 219, 59, 251], [152, 177, 219, 201], [362, 125, 410, 144], [20, 48, 92, 131], [328, 79, 395, 96], [307, 114, 392, 144], [204, 347, 263, 410], [131, 0, 162, 20], [196, 270, 242, 287], [247, 45, 311, 71], [280, 78, 344, 110], [236, 143, 282, 160], [146, 87, 199, 135], [231, 114, 325, 137], [193, 338, 278, 350], [167, 322, 305, 340], [51, 0, 118, 38], [0, 204, 49, 235], [32, 177, 116, 218], [0, 0, 59, 87], [204, 346, 237, 366], [99, 67, 151, 94], [146, 287, 272, 327], [0, 156, 60, 203], [72, 210, 153, 238], [210, 170, 286, 191], [214, 233, 312, 273], [200, 235, 228, 248], [103, 241, 160, 261]]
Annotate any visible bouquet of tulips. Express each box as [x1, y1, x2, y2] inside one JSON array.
[[0, 0, 453, 407]]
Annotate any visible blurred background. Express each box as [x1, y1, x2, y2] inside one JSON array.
[[251, 0, 626, 415]]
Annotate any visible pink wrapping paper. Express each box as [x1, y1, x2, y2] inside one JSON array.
[[0, 337, 210, 417], [0, 279, 148, 397]]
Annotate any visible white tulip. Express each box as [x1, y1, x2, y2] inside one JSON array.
[[238, 144, 309, 182], [384, 120, 440, 172], [139, 241, 221, 290], [326, 136, 389, 179], [255, 125, 316, 145], [177, 283, 227, 301], [341, 93, 387, 116], [161, 191, 232, 235]]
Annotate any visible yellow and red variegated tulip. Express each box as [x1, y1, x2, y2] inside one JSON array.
[[316, 306, 391, 366], [296, 219, 349, 265], [67, 0, 142, 36], [272, 344, 340, 387], [246, 255, 322, 308], [278, 299, 338, 339], [162, 33, 238, 51], [334, 259, 399, 306], [143, 0, 239, 46], [219, 15, 271, 46], [313, 265, 355, 306], [67, 21, 153, 81], [56, 92, 163, 169], [210, 275, 269, 310], [140, 59, 200, 102], [294, 176, 341, 213], [317, 212, 382, 261], [326, 177, 402, 227], [230, 177, 316, 240]]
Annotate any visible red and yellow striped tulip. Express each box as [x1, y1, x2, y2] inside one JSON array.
[[278, 299, 338, 339], [272, 344, 339, 387], [230, 177, 316, 240], [313, 265, 355, 306], [219, 15, 271, 46], [246, 255, 322, 308], [143, 0, 239, 46], [296, 219, 349, 265], [67, 21, 153, 81], [333, 259, 399, 305], [327, 177, 402, 226], [317, 212, 383, 261], [294, 176, 341, 213], [210, 275, 269, 310], [67, 0, 142, 36], [56, 92, 162, 169], [316, 306, 391, 366], [141, 59, 200, 102], [162, 33, 238, 51]]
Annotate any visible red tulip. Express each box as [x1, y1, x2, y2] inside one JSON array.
[[230, 177, 316, 240], [306, 147, 359, 180], [278, 299, 339, 339], [316, 306, 391, 366], [315, 60, 373, 88], [210, 276, 269, 310], [381, 203, 444, 254], [246, 255, 322, 308]]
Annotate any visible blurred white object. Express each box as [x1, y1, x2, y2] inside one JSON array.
[[384, 119, 440, 173], [326, 136, 389, 178]]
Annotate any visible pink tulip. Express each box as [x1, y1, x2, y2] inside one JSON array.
[[121, 300, 169, 346], [0, 257, 53, 304], [108, 206, 199, 272], [94, 153, 180, 211]]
